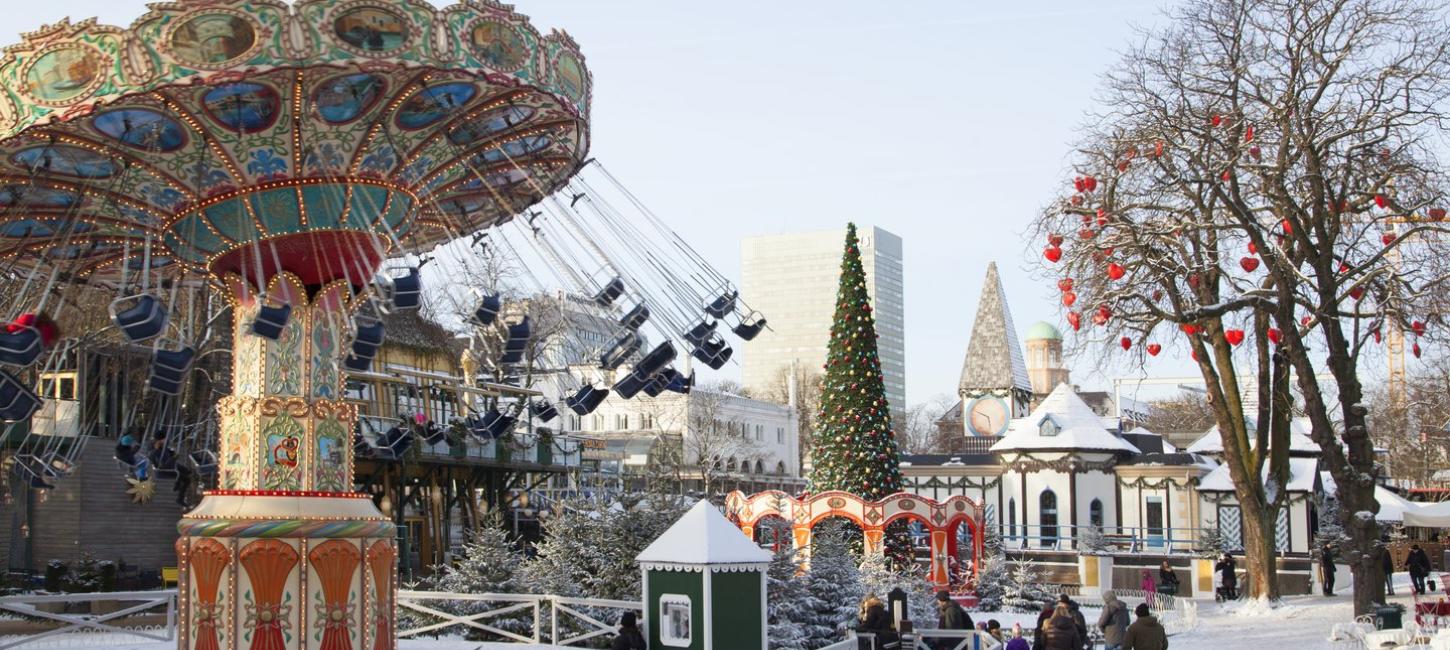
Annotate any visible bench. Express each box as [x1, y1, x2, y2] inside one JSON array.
[[161, 567, 178, 588]]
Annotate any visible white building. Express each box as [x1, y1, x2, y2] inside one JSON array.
[[740, 225, 905, 418], [576, 385, 803, 494]]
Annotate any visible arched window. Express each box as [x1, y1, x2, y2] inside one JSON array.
[[1040, 489, 1059, 547], [754, 460, 764, 475], [776, 461, 787, 476], [726, 457, 737, 473], [1007, 498, 1017, 541], [1090, 498, 1104, 528]]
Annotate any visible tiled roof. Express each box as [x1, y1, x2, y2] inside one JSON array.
[[958, 262, 1032, 395]]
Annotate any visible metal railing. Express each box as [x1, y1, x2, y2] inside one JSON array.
[[396, 590, 642, 646], [836, 629, 1003, 650], [0, 590, 176, 649], [1000, 523, 1215, 554]]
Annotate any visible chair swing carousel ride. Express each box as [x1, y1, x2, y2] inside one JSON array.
[[0, 0, 764, 648]]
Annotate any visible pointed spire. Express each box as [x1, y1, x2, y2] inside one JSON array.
[[958, 262, 1032, 395]]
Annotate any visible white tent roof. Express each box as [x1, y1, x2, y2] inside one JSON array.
[[1403, 500, 1450, 528], [1197, 456, 1320, 492], [1373, 486, 1421, 523], [1184, 417, 1320, 455], [990, 384, 1139, 454], [636, 500, 771, 565]]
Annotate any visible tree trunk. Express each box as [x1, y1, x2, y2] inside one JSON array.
[[1237, 493, 1281, 600]]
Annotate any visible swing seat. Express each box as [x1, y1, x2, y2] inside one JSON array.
[[499, 317, 532, 364], [705, 290, 739, 319], [591, 277, 625, 307], [684, 319, 717, 347], [691, 335, 733, 370], [0, 327, 43, 367], [732, 314, 767, 341], [600, 332, 641, 371], [0, 370, 40, 421], [380, 426, 412, 455], [384, 268, 422, 312], [109, 294, 169, 342], [529, 399, 559, 422], [149, 346, 196, 395], [666, 368, 695, 394], [476, 410, 516, 439], [351, 318, 385, 360], [469, 294, 503, 326], [250, 303, 292, 340], [641, 371, 670, 397], [189, 450, 217, 477], [421, 422, 446, 446], [566, 385, 609, 415], [613, 370, 650, 400], [634, 341, 677, 378], [343, 354, 374, 373], [619, 303, 650, 331]]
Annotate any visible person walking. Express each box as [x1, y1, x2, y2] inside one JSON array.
[[1158, 561, 1180, 598], [1097, 591, 1130, 650], [1063, 596, 1090, 650], [1041, 603, 1083, 650], [611, 612, 646, 650], [1319, 543, 1337, 596], [1215, 553, 1238, 601], [1383, 546, 1396, 596], [935, 591, 972, 638], [1408, 544, 1432, 595], [1121, 603, 1168, 650], [1032, 603, 1055, 650]]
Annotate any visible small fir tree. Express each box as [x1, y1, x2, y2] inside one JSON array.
[[973, 554, 1010, 612], [1315, 494, 1346, 547], [1002, 559, 1049, 614], [766, 546, 812, 650], [983, 509, 1004, 556], [1197, 527, 1228, 560], [1078, 525, 1109, 554], [799, 521, 865, 645], [857, 551, 936, 629], [810, 223, 903, 499], [417, 521, 529, 640]]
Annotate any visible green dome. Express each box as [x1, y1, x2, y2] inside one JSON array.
[[1025, 321, 1063, 341]]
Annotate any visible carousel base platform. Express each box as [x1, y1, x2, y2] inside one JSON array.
[[175, 491, 397, 650]]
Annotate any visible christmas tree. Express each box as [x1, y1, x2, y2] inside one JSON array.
[[414, 521, 530, 640], [973, 554, 1010, 612], [810, 223, 903, 499]]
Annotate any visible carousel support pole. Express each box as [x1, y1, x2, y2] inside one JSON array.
[[929, 528, 950, 587], [863, 525, 886, 556], [792, 523, 812, 573]]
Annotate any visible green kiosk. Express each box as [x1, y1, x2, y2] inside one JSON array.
[[637, 500, 772, 650]]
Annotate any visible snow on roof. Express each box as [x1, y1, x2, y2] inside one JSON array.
[[1125, 426, 1159, 437], [1197, 456, 1319, 492], [990, 384, 1140, 454], [1184, 417, 1320, 455], [1373, 486, 1419, 523], [636, 500, 771, 566]]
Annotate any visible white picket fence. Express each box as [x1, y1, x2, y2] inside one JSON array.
[[0, 589, 642, 649]]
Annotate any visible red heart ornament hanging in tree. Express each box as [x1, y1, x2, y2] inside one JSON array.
[[1413, 320, 1427, 337], [1240, 257, 1260, 272], [1058, 278, 1075, 292], [1049, 233, 1065, 247], [1107, 263, 1126, 280], [1247, 242, 1257, 254], [1067, 311, 1082, 331], [1350, 287, 1365, 301], [1249, 146, 1262, 160], [1375, 194, 1388, 209], [1062, 292, 1077, 307], [1414, 342, 1423, 358], [1120, 337, 1132, 351], [1432, 208, 1447, 220], [1181, 324, 1199, 335], [1383, 232, 1396, 246], [1225, 329, 1245, 346], [1267, 328, 1282, 345], [1044, 246, 1063, 263], [1079, 229, 1096, 240], [1146, 343, 1162, 356]]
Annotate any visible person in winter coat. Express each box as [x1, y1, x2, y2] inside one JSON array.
[[1097, 591, 1131, 650], [1063, 597, 1090, 650], [1408, 544, 1432, 595], [1032, 604, 1055, 650], [935, 590, 973, 632], [611, 612, 646, 650], [1005, 630, 1031, 650], [857, 595, 898, 649], [1040, 604, 1083, 650], [1158, 561, 1180, 597], [1215, 553, 1238, 600], [1140, 569, 1158, 607], [1121, 603, 1168, 650], [1383, 546, 1396, 596], [1319, 543, 1337, 596]]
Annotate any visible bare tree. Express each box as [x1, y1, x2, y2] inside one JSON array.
[[1030, 0, 1450, 612], [756, 364, 821, 475], [683, 384, 766, 496], [1141, 391, 1218, 436], [900, 394, 958, 454]]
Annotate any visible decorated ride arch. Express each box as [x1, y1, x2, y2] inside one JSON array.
[[725, 490, 984, 588]]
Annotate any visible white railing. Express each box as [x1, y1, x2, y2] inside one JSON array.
[[0, 590, 176, 649], [843, 630, 1003, 650], [396, 590, 643, 646]]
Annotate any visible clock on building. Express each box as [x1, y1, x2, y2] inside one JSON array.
[[966, 395, 1010, 437]]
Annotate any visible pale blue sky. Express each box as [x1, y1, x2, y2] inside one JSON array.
[[10, 1, 1229, 406]]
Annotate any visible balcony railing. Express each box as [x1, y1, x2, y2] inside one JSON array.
[[997, 523, 1219, 555]]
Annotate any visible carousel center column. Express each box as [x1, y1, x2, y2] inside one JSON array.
[[176, 267, 397, 650]]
